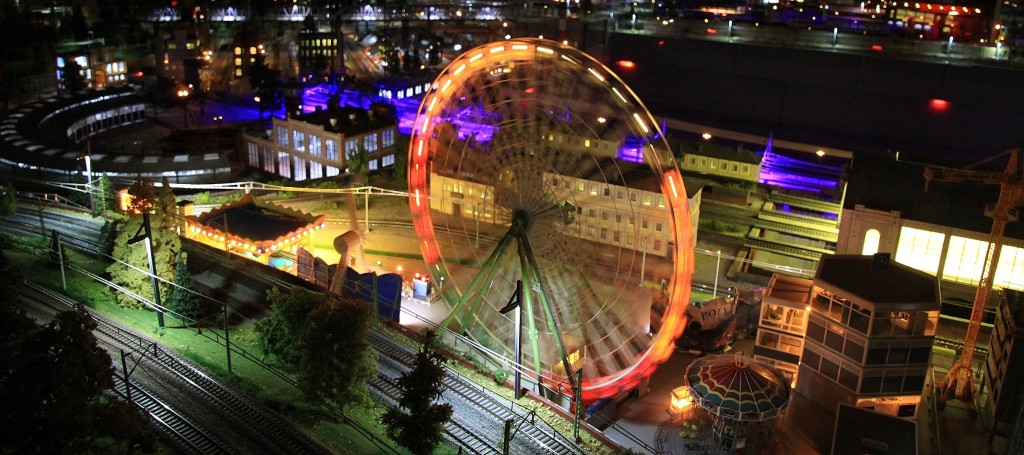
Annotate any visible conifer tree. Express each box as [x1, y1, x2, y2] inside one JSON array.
[[383, 330, 453, 455], [94, 174, 117, 216], [170, 252, 205, 322]]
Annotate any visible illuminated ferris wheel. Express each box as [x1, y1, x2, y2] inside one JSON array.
[[407, 38, 694, 401]]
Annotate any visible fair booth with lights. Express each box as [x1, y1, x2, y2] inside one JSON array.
[[183, 194, 326, 270]]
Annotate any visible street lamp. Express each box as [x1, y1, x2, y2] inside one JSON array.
[[499, 280, 525, 399], [714, 250, 721, 297], [76, 141, 94, 212], [639, 236, 648, 286], [128, 212, 165, 328], [177, 89, 190, 127]]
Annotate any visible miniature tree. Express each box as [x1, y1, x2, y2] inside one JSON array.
[[106, 178, 180, 309], [169, 252, 205, 322], [94, 174, 117, 216], [383, 330, 453, 455]]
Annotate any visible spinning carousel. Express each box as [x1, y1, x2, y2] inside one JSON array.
[[683, 353, 791, 453]]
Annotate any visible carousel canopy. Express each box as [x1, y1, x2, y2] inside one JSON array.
[[685, 353, 791, 422]]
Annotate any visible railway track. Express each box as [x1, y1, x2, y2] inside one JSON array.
[[367, 330, 586, 455], [766, 192, 842, 215], [18, 282, 331, 455], [109, 374, 234, 455], [742, 238, 824, 261], [702, 207, 839, 242], [2, 206, 108, 260], [18, 283, 234, 455]]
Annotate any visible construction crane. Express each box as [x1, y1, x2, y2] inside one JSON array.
[[924, 148, 1023, 413]]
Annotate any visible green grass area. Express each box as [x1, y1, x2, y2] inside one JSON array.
[[6, 228, 628, 455], [3, 235, 426, 454]]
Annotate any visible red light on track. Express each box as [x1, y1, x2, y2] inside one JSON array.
[[524, 87, 535, 94], [615, 60, 636, 69], [658, 40, 665, 46], [871, 44, 884, 51], [929, 98, 950, 111], [706, 28, 717, 34]]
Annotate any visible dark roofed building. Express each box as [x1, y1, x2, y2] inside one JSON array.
[[292, 106, 395, 137], [836, 150, 1024, 305], [816, 255, 940, 306], [831, 404, 917, 455], [796, 254, 940, 421], [842, 150, 1021, 240], [0, 86, 232, 182]]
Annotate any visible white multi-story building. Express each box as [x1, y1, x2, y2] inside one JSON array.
[[428, 159, 700, 259], [243, 107, 398, 181]]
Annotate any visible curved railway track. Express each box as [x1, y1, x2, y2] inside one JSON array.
[[17, 282, 331, 455]]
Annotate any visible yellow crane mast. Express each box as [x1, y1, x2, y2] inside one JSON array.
[[924, 148, 1023, 412]]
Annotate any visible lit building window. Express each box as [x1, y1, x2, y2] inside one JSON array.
[[309, 136, 321, 156], [326, 139, 338, 161], [862, 229, 881, 256], [895, 226, 944, 275], [234, 47, 242, 55], [293, 131, 305, 151], [363, 134, 378, 153], [247, 143, 259, 167], [345, 139, 359, 157], [943, 236, 989, 286], [278, 152, 291, 178], [995, 245, 1024, 291], [277, 127, 289, 147], [262, 149, 274, 173], [293, 156, 307, 181]]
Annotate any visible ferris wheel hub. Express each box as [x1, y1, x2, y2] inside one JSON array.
[[510, 208, 533, 236]]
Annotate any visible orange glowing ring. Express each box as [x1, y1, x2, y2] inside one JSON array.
[[408, 38, 693, 402]]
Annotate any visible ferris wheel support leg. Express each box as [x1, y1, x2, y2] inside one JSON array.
[[438, 233, 515, 331], [517, 242, 545, 383], [520, 234, 585, 433]]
